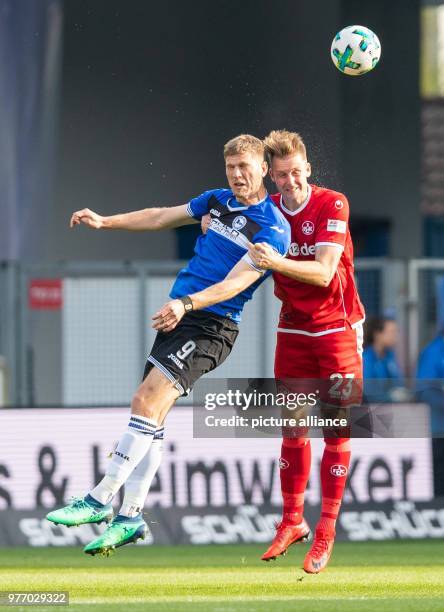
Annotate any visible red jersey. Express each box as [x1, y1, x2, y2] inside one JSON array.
[[271, 184, 365, 335]]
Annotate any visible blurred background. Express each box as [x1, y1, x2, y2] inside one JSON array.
[[1, 0, 444, 547]]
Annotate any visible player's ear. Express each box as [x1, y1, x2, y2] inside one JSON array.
[[269, 165, 275, 183], [306, 162, 312, 178], [261, 160, 268, 177]]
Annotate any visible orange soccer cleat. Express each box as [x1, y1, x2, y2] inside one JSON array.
[[261, 518, 311, 561], [303, 529, 335, 573]]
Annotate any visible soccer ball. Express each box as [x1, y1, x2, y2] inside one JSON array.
[[331, 25, 381, 76]]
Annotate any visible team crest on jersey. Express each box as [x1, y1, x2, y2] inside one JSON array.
[[232, 215, 247, 231], [335, 200, 344, 210], [302, 220, 314, 235]]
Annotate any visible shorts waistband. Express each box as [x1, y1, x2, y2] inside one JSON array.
[[185, 309, 239, 330]]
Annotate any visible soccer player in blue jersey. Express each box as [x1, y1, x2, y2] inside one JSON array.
[[46, 134, 290, 555]]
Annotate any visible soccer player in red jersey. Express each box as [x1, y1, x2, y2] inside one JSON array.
[[249, 130, 365, 573]]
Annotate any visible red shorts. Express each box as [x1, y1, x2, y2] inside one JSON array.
[[275, 322, 363, 409]]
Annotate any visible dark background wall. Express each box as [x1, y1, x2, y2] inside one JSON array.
[[48, 0, 343, 260], [41, 0, 419, 260], [0, 0, 63, 261], [340, 0, 421, 258]]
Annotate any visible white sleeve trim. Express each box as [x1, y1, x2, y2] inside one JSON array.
[[242, 253, 266, 275], [186, 202, 195, 218], [315, 242, 344, 250]]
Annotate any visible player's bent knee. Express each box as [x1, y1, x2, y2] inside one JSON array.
[[131, 392, 156, 418]]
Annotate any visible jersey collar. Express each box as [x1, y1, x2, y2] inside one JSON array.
[[227, 193, 268, 212], [279, 185, 312, 216]]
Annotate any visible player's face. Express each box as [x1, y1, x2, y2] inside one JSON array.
[[225, 152, 267, 203], [269, 154, 311, 206]]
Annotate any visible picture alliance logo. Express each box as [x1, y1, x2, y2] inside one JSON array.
[[289, 242, 316, 257]]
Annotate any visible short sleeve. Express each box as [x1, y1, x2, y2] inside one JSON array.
[[315, 195, 349, 249], [186, 190, 214, 220], [252, 222, 291, 257]]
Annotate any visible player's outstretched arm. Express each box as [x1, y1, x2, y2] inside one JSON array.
[[69, 204, 198, 231], [249, 243, 342, 287], [152, 260, 262, 332], [190, 259, 262, 310]]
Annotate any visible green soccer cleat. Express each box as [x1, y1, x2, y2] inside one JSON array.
[[46, 495, 114, 528], [83, 514, 148, 556]]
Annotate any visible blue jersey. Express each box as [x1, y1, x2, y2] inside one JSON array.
[[363, 347, 403, 381], [170, 188, 291, 323], [363, 347, 404, 402], [416, 335, 444, 434]]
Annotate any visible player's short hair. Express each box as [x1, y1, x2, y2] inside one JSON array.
[[264, 129, 307, 163], [223, 134, 265, 160], [363, 316, 395, 348]]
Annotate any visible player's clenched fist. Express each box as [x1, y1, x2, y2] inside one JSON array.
[[70, 208, 105, 229], [248, 242, 280, 270], [152, 299, 186, 332]]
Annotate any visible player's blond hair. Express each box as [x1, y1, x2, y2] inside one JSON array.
[[223, 134, 265, 160], [264, 129, 307, 163]]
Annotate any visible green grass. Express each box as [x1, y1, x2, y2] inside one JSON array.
[[0, 541, 443, 611]]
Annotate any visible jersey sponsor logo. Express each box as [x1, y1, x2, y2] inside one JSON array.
[[209, 218, 249, 248], [302, 220, 314, 235], [289, 243, 300, 256], [210, 208, 221, 217], [327, 219, 346, 234], [335, 200, 344, 210], [289, 242, 316, 257], [232, 215, 247, 231], [279, 457, 289, 469], [330, 464, 348, 477]]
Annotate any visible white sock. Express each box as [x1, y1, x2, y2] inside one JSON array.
[[119, 426, 164, 517], [89, 415, 158, 505]]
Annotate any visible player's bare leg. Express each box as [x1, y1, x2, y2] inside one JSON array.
[[88, 366, 178, 504]]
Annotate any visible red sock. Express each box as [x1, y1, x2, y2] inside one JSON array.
[[318, 437, 351, 534], [279, 437, 311, 525]]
